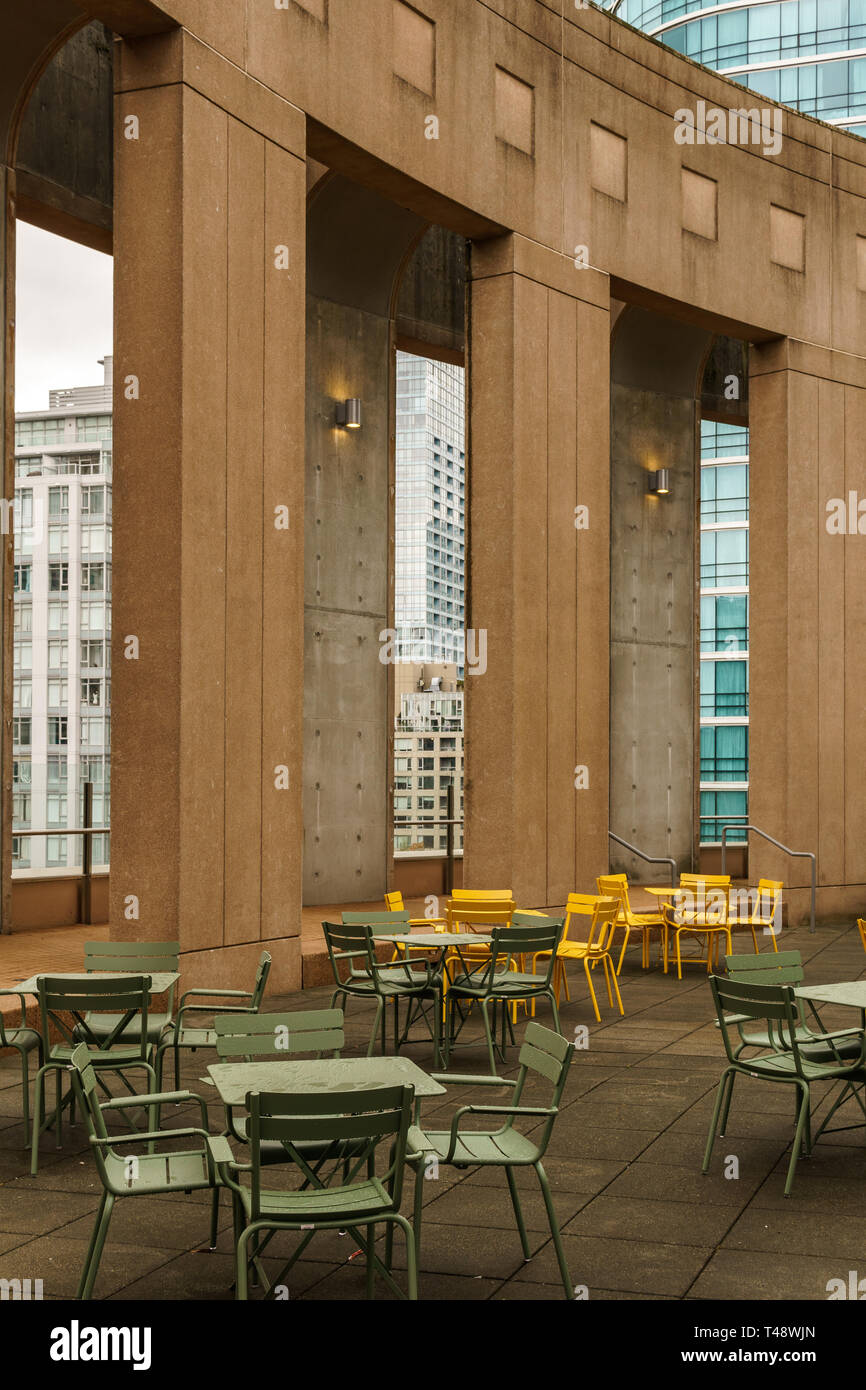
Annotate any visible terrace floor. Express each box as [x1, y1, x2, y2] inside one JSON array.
[[1, 916, 865, 1301]]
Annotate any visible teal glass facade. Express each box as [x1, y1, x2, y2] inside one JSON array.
[[612, 1, 866, 136], [699, 420, 749, 844]]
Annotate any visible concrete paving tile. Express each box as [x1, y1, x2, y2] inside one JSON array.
[[723, 1206, 866, 1260], [603, 1161, 761, 1206], [0, 1233, 177, 1300], [565, 1194, 737, 1246], [422, 1179, 589, 1232], [688, 1247, 847, 1301], [60, 1195, 228, 1251], [520, 1232, 713, 1297], [0, 1185, 101, 1235]]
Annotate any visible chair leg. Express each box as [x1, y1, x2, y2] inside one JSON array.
[[505, 1167, 531, 1259], [209, 1186, 220, 1251], [784, 1085, 810, 1197], [703, 1068, 734, 1173], [616, 926, 630, 976], [605, 956, 625, 1016], [535, 1161, 573, 1300], [412, 1157, 425, 1271], [20, 1051, 30, 1149], [368, 1001, 384, 1059], [676, 930, 683, 981], [480, 1001, 497, 1076], [366, 1222, 376, 1298], [31, 1065, 47, 1177], [79, 1192, 115, 1300], [582, 958, 601, 1023], [719, 1069, 736, 1135]]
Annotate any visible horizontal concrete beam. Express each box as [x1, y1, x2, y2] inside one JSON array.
[[73, 0, 176, 38]]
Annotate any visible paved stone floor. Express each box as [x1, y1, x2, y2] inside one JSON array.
[[1, 918, 865, 1301]]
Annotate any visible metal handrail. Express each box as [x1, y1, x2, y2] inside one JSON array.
[[720, 823, 816, 935], [6, 782, 105, 933], [608, 832, 677, 886]]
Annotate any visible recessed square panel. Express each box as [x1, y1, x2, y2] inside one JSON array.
[[857, 235, 866, 292], [393, 1, 435, 95], [770, 204, 805, 272], [590, 123, 627, 202], [495, 66, 534, 155], [293, 0, 327, 21], [682, 167, 717, 240]]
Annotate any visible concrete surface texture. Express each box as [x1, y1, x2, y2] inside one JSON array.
[[2, 918, 866, 1301], [0, 2, 864, 989]]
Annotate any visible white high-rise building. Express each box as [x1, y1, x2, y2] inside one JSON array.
[[13, 359, 112, 876]]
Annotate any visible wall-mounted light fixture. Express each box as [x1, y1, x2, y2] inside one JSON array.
[[336, 398, 362, 429], [648, 468, 670, 496]]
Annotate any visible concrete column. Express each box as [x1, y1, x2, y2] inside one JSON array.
[[111, 31, 306, 988], [750, 338, 866, 924], [465, 234, 610, 906]]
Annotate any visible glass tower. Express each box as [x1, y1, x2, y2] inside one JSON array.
[[699, 420, 749, 846], [392, 351, 466, 858], [611, 1, 866, 137]]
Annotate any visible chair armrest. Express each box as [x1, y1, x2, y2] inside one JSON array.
[[0, 989, 31, 1038], [207, 1134, 236, 1167], [443, 1104, 556, 1160], [90, 1126, 210, 1149], [429, 1073, 517, 1087], [100, 1088, 211, 1127], [179, 988, 254, 1007]]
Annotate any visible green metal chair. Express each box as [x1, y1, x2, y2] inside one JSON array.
[[68, 1042, 224, 1299], [154, 950, 272, 1089], [213, 1008, 344, 1164], [212, 1084, 418, 1300], [704, 974, 866, 1196], [343, 909, 442, 1048], [323, 920, 442, 1064], [0, 989, 43, 1147], [406, 1022, 576, 1298], [31, 974, 158, 1176], [723, 951, 864, 1063], [83, 940, 180, 1047], [444, 916, 565, 1074]]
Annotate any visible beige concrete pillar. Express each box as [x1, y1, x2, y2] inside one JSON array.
[[750, 338, 866, 924], [111, 31, 306, 988], [465, 235, 610, 906]]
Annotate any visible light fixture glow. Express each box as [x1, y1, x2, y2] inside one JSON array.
[[648, 468, 670, 496], [336, 398, 362, 429]]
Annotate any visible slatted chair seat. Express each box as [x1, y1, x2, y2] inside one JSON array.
[[408, 1122, 538, 1166], [103, 1146, 212, 1191], [237, 1177, 393, 1222]]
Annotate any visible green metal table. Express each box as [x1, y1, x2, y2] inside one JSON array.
[[208, 1055, 445, 1124]]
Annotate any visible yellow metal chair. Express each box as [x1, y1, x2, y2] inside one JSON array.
[[445, 890, 517, 1018], [384, 890, 447, 931], [547, 894, 623, 1022], [728, 879, 782, 954], [662, 877, 733, 979], [596, 873, 665, 973]]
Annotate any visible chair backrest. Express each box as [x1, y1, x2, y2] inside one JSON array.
[[673, 876, 729, 925], [246, 1084, 414, 1218], [679, 874, 731, 888], [68, 1042, 112, 1184], [446, 893, 515, 934], [84, 940, 180, 1015], [215, 1008, 344, 1061], [476, 920, 564, 990], [322, 921, 378, 992], [39, 974, 151, 1057], [709, 974, 812, 1072], [724, 949, 803, 986], [513, 1021, 575, 1154], [250, 951, 272, 1010], [563, 893, 614, 944], [342, 910, 411, 939], [596, 875, 629, 919], [384, 891, 404, 912]]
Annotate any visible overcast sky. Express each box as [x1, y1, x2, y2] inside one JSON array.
[[15, 221, 113, 412]]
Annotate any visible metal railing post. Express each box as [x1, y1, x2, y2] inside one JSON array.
[[81, 781, 93, 927], [445, 782, 455, 896]]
